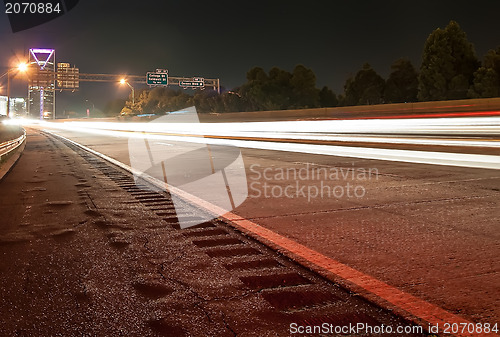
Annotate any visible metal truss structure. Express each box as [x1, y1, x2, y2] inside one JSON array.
[[24, 48, 221, 118], [29, 70, 219, 91], [59, 72, 220, 93]]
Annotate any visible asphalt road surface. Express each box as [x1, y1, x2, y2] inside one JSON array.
[[39, 122, 500, 326], [0, 119, 498, 336], [0, 128, 432, 336]]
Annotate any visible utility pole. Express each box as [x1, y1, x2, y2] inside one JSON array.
[[7, 71, 10, 118]]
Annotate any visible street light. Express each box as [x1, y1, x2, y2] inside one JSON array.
[[119, 78, 135, 106], [17, 62, 28, 73], [0, 62, 28, 118], [0, 62, 28, 80]]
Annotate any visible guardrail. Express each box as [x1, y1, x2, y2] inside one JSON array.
[[0, 129, 26, 161]]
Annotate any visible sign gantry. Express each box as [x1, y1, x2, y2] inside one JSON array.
[[24, 47, 221, 119], [32, 68, 220, 93], [145, 69, 219, 92]]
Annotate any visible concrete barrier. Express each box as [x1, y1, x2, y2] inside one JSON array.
[[45, 97, 500, 123], [199, 97, 500, 122]]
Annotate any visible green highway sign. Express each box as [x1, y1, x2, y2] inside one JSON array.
[[180, 78, 205, 88], [147, 72, 168, 86]]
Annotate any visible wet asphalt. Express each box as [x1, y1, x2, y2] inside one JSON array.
[[0, 129, 431, 336]]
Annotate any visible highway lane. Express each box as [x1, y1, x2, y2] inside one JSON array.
[[0, 128, 430, 336], [30, 116, 500, 329]]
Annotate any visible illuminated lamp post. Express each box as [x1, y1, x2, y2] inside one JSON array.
[[119, 78, 135, 106], [0, 62, 28, 117]]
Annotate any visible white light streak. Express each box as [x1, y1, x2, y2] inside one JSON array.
[[30, 116, 500, 136], [36, 118, 500, 170]]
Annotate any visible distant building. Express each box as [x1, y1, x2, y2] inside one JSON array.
[[0, 96, 7, 116], [11, 97, 28, 116], [0, 96, 28, 117], [28, 48, 56, 119]]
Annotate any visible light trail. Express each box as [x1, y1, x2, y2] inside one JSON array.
[[34, 119, 500, 170], [8, 116, 499, 169], [23, 116, 500, 149], [36, 116, 500, 136]]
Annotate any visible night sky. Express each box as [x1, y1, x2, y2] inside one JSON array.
[[1, 0, 500, 114]]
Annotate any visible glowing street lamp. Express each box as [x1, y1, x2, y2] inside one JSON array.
[[119, 78, 135, 106], [17, 62, 28, 72], [0, 62, 28, 79], [0, 62, 28, 117]]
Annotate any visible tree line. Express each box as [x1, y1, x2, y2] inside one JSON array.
[[113, 20, 500, 116]]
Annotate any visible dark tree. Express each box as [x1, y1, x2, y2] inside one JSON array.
[[418, 20, 480, 101], [120, 87, 192, 116], [264, 67, 293, 110], [469, 47, 500, 98], [290, 64, 320, 108], [319, 86, 338, 107], [121, 88, 148, 115], [343, 77, 355, 106], [344, 63, 385, 105], [469, 68, 499, 98], [484, 47, 500, 73], [220, 90, 246, 112], [239, 67, 270, 111], [238, 65, 321, 111], [192, 89, 222, 113], [384, 59, 418, 103], [336, 94, 346, 107], [246, 66, 268, 82]]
